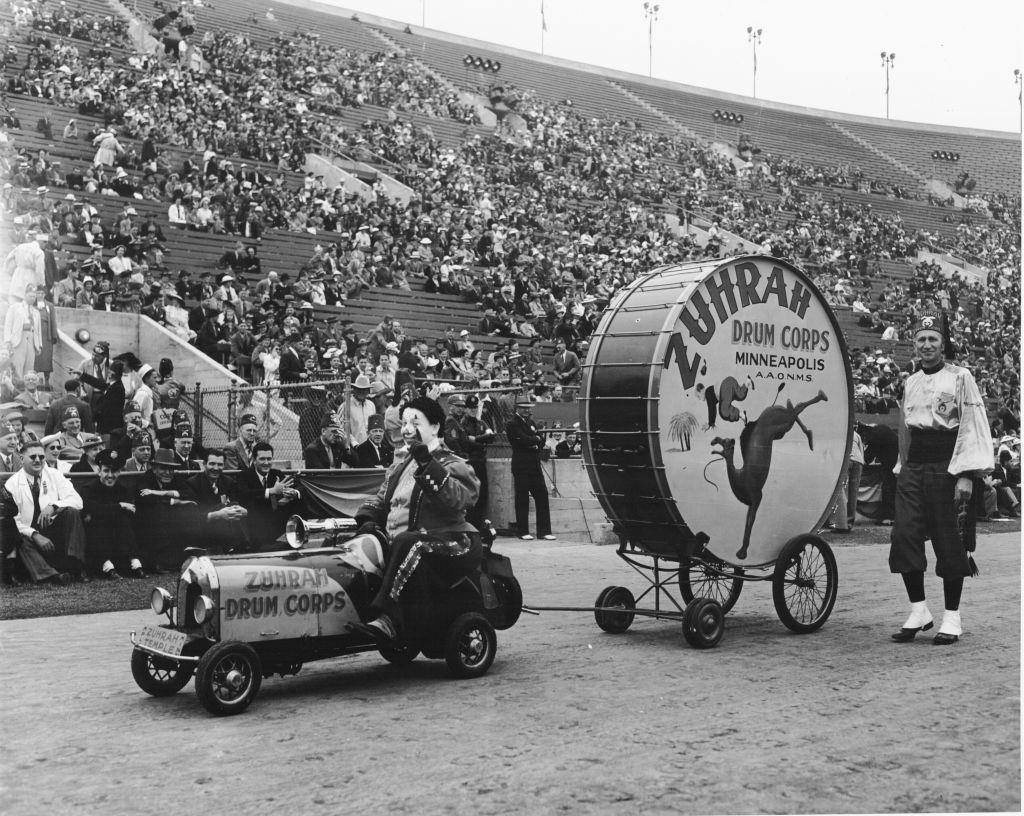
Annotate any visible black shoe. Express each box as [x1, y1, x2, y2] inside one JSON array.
[[45, 572, 72, 586], [892, 621, 934, 642], [78, 571, 92, 583], [131, 567, 147, 579], [103, 569, 123, 580], [932, 632, 959, 645]]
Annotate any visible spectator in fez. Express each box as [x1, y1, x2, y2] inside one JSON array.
[[69, 434, 104, 474], [303, 415, 358, 469], [4, 439, 88, 584], [79, 449, 145, 579], [237, 441, 301, 551], [135, 448, 199, 573], [184, 448, 249, 555], [355, 414, 394, 469], [170, 423, 199, 469], [1, 421, 23, 474], [344, 373, 377, 448], [45, 379, 93, 436], [224, 413, 260, 471], [56, 406, 87, 461], [14, 370, 49, 409], [123, 431, 154, 473]]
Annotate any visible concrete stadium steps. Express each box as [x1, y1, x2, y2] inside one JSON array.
[[836, 121, 1021, 197], [617, 79, 923, 191], [832, 306, 913, 363], [376, 26, 677, 137]]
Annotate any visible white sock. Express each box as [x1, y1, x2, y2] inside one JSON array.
[[902, 601, 933, 629], [938, 609, 962, 637], [130, 559, 142, 569], [102, 560, 115, 573]]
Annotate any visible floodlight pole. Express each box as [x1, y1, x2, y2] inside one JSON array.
[[881, 52, 895, 119], [747, 26, 762, 99], [643, 2, 659, 78], [1015, 69, 1022, 135]]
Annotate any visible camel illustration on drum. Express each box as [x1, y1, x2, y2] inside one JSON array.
[[710, 388, 828, 560]]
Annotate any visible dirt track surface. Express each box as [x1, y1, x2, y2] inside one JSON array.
[[1, 532, 1019, 815]]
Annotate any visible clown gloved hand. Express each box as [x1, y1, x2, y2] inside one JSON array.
[[407, 439, 432, 465]]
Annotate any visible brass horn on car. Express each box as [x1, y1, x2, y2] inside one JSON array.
[[285, 516, 358, 549]]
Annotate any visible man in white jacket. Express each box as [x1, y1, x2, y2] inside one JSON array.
[[4, 439, 88, 583]]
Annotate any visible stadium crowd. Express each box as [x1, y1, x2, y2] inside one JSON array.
[[0, 0, 1020, 585]]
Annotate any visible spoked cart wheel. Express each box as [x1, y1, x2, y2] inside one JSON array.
[[772, 534, 838, 633], [679, 557, 744, 614], [444, 613, 497, 678], [131, 648, 194, 696], [594, 586, 636, 634], [195, 641, 263, 716], [682, 598, 725, 648]]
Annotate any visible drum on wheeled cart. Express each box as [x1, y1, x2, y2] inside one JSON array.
[[538, 255, 853, 647]]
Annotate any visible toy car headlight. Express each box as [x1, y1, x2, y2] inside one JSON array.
[[150, 587, 174, 615], [193, 595, 216, 625]]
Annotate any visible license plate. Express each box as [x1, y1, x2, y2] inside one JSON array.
[[136, 625, 187, 656]]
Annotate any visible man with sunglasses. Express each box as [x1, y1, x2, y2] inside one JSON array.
[[3, 439, 88, 584]]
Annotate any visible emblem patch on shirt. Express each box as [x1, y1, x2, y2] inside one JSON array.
[[935, 392, 955, 417]]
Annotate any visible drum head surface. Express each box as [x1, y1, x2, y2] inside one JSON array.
[[651, 256, 852, 566]]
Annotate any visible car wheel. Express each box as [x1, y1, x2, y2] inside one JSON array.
[[444, 612, 497, 679], [131, 648, 194, 696], [195, 641, 263, 716]]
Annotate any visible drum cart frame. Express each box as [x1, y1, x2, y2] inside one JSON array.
[[524, 532, 838, 648]]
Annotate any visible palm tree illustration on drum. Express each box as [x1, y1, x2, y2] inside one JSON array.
[[667, 412, 700, 451], [710, 388, 828, 560]]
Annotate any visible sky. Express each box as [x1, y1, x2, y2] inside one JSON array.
[[318, 0, 1023, 134]]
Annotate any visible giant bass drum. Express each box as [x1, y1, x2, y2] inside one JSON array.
[[580, 255, 853, 567]]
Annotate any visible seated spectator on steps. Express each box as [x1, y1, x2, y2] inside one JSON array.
[[3, 440, 88, 584], [79, 448, 146, 579]]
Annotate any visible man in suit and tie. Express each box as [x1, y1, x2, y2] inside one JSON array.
[[185, 448, 248, 553], [44, 379, 95, 435], [551, 338, 580, 397], [278, 335, 305, 384], [303, 415, 358, 469], [236, 441, 301, 550], [355, 414, 394, 469], [0, 421, 23, 474], [223, 413, 259, 470]]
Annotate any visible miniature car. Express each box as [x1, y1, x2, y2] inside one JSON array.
[[130, 517, 522, 716]]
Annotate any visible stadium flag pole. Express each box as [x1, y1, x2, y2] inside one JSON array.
[[540, 0, 547, 55]]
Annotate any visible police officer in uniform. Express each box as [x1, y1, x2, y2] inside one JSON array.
[[452, 394, 495, 529], [506, 398, 554, 541], [890, 313, 993, 645]]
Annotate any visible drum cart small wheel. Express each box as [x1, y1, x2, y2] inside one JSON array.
[[682, 598, 725, 648], [444, 613, 497, 678], [679, 557, 744, 614], [772, 534, 838, 633], [594, 586, 636, 634], [379, 642, 419, 665], [195, 641, 263, 716], [131, 648, 194, 696]]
